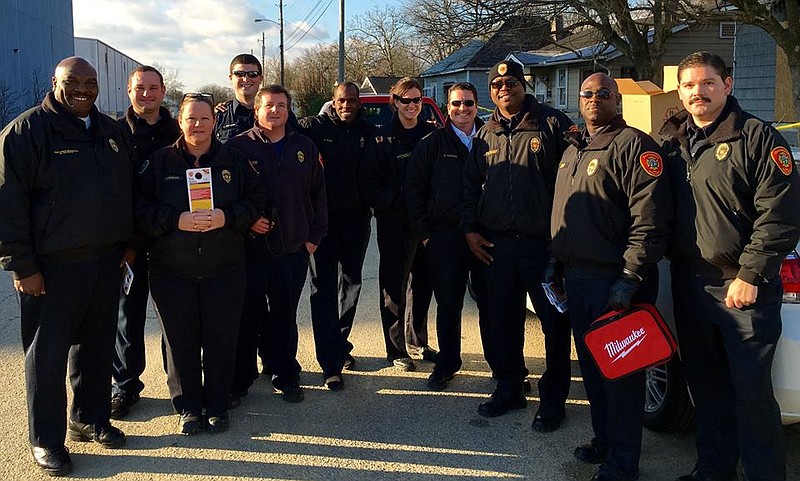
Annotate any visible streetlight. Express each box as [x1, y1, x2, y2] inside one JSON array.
[[254, 12, 284, 86]]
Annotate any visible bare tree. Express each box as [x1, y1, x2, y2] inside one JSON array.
[[726, 0, 800, 119], [288, 43, 339, 116], [350, 6, 425, 76], [28, 69, 51, 109], [152, 62, 185, 113], [196, 84, 234, 105], [0, 82, 23, 128]]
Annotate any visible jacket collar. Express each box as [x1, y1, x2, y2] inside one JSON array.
[[323, 102, 368, 129], [486, 94, 542, 135], [566, 115, 627, 150], [124, 105, 175, 134], [174, 136, 231, 167], [660, 95, 744, 146], [42, 92, 110, 139]]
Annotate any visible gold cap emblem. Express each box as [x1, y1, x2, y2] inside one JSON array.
[[498, 63, 508, 76]]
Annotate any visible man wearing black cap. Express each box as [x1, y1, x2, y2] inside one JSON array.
[[462, 60, 574, 431]]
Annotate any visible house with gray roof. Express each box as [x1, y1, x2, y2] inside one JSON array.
[[419, 16, 551, 113]]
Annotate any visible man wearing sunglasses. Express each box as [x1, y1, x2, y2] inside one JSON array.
[[215, 54, 263, 143], [405, 82, 487, 390], [551, 72, 673, 481], [462, 60, 574, 432]]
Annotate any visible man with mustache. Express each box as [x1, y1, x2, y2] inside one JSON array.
[[660, 51, 800, 481]]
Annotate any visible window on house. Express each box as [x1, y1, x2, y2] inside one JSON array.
[[534, 75, 548, 103], [719, 22, 737, 39], [556, 68, 568, 108], [423, 86, 436, 100]]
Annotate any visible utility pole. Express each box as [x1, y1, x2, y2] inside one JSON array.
[[279, 1, 285, 86], [260, 31, 266, 86], [338, 0, 344, 83]]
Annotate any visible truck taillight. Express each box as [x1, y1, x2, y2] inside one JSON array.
[[780, 252, 800, 303]]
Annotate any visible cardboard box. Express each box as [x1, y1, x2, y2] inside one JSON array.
[[615, 74, 683, 137]]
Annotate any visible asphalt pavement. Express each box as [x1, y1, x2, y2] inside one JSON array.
[[0, 222, 797, 480]]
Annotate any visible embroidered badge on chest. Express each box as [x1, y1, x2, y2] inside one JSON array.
[[639, 151, 663, 177], [530, 137, 541, 153], [771, 146, 793, 176], [297, 151, 305, 163], [222, 169, 232, 183], [715, 143, 730, 161], [587, 158, 599, 176], [109, 139, 119, 153]]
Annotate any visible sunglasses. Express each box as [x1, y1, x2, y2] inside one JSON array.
[[579, 88, 613, 100], [490, 79, 520, 90], [232, 70, 262, 79], [393, 95, 422, 105], [182, 92, 215, 105], [450, 100, 476, 107]]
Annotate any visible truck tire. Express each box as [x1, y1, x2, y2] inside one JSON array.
[[643, 357, 695, 433]]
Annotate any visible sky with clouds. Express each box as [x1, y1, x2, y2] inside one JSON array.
[[72, 0, 386, 90]]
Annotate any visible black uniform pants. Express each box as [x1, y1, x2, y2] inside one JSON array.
[[481, 233, 571, 414], [309, 214, 371, 376], [150, 263, 245, 417], [671, 268, 785, 481], [112, 254, 149, 397], [258, 247, 308, 387], [565, 271, 657, 478], [20, 248, 122, 448], [375, 216, 432, 360], [425, 228, 487, 375]]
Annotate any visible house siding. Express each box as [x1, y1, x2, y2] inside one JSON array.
[[733, 24, 777, 122]]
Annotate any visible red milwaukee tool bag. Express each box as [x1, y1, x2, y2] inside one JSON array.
[[583, 303, 677, 380]]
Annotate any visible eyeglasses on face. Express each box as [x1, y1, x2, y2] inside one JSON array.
[[579, 88, 613, 100], [393, 95, 422, 105], [182, 92, 215, 105], [232, 70, 262, 79], [490, 79, 520, 90], [450, 100, 476, 107]]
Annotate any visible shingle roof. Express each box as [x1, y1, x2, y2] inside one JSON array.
[[361, 76, 402, 94]]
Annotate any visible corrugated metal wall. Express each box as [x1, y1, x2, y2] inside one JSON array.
[[75, 37, 141, 118], [0, 0, 74, 125]]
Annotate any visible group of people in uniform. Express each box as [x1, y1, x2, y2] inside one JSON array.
[[0, 48, 796, 481]]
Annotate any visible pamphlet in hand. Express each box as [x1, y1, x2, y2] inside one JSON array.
[[542, 282, 568, 313], [186, 167, 214, 212]]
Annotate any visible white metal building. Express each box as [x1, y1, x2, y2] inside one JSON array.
[[75, 37, 141, 118]]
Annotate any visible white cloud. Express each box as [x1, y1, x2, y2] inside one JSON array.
[[72, 0, 338, 90]]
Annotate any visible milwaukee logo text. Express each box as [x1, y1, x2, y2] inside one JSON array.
[[604, 328, 647, 363]]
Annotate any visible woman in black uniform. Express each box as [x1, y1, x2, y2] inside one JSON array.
[[136, 93, 263, 434]]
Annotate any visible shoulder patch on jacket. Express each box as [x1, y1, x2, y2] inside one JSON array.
[[770, 146, 793, 176], [639, 151, 663, 177]]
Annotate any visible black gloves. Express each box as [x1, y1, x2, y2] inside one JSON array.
[[606, 270, 641, 311]]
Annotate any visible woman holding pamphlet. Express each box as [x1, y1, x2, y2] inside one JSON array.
[[135, 93, 264, 435]]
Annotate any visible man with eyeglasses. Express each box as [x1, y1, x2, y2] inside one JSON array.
[[0, 56, 132, 476], [215, 54, 263, 143], [551, 72, 672, 481], [660, 51, 799, 481], [405, 82, 487, 390], [295, 82, 374, 389], [111, 65, 181, 420], [462, 60, 573, 431]]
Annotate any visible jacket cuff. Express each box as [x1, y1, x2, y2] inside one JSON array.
[[736, 267, 763, 285], [623, 263, 646, 282], [13, 264, 38, 280]]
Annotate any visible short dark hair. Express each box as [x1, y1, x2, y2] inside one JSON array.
[[128, 65, 164, 87], [447, 82, 478, 102], [229, 54, 262, 74], [255, 84, 292, 108], [677, 51, 728, 82], [334, 81, 360, 98]]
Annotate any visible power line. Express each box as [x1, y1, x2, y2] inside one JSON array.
[[285, 0, 333, 50]]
